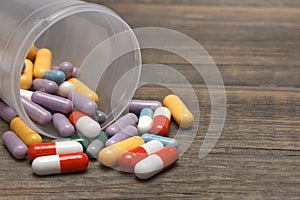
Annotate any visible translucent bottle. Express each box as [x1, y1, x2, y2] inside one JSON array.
[[0, 0, 141, 138]]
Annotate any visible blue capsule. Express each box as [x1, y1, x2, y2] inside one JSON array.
[[43, 70, 66, 84], [141, 133, 179, 148]]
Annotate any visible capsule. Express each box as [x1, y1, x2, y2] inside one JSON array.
[[53, 113, 75, 137], [105, 113, 138, 136], [138, 108, 153, 134], [129, 100, 162, 114], [20, 89, 33, 100], [86, 132, 109, 159], [26, 44, 37, 61], [118, 140, 164, 172], [150, 107, 171, 136], [68, 91, 97, 116], [67, 78, 98, 103], [56, 81, 75, 98], [59, 61, 74, 79], [31, 91, 73, 114], [33, 48, 52, 78], [105, 125, 139, 146], [27, 141, 83, 160], [53, 135, 89, 149], [98, 136, 144, 167], [134, 146, 179, 180], [0, 101, 17, 123], [141, 133, 179, 148], [69, 111, 101, 138], [21, 97, 52, 125], [32, 152, 89, 175], [32, 78, 58, 94], [72, 66, 80, 78], [10, 117, 42, 146], [43, 70, 66, 84], [2, 131, 28, 159], [95, 110, 107, 124], [163, 95, 194, 128], [20, 59, 33, 90]]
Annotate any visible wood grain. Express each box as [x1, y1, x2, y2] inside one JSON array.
[[0, 0, 300, 199]]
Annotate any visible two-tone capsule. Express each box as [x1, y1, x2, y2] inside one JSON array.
[[32, 152, 89, 175], [138, 108, 153, 134], [27, 141, 83, 160], [134, 146, 179, 180], [98, 136, 144, 167], [150, 107, 171, 136], [86, 132, 109, 159], [69, 111, 101, 138], [118, 140, 164, 172]]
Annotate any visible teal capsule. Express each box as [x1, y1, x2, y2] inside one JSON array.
[[53, 135, 90, 149], [86, 131, 109, 159], [141, 133, 179, 148], [43, 70, 66, 84]]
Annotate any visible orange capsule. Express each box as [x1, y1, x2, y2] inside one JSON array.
[[33, 48, 52, 78], [20, 59, 33, 90], [26, 45, 37, 62], [67, 78, 99, 103]]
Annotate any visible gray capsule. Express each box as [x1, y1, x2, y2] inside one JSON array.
[[95, 110, 107, 124], [68, 91, 97, 116], [86, 132, 109, 159]]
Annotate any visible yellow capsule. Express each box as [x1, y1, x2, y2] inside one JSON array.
[[10, 117, 42, 146], [163, 94, 194, 128], [67, 78, 99, 103], [33, 48, 52, 78], [20, 59, 33, 90], [26, 45, 37, 62], [98, 136, 144, 167]]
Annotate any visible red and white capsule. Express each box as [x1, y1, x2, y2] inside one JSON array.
[[134, 146, 179, 180], [69, 111, 101, 138], [118, 140, 164, 172], [27, 141, 83, 160], [150, 107, 171, 136], [32, 152, 89, 175]]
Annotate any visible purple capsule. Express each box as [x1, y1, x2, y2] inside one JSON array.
[[51, 65, 60, 71], [31, 91, 73, 114], [129, 100, 162, 114], [59, 61, 73, 79], [0, 101, 17, 123], [2, 131, 28, 159], [32, 78, 58, 94], [105, 125, 139, 146], [71, 66, 80, 78], [21, 97, 52, 125], [68, 91, 97, 116], [105, 113, 138, 136], [52, 113, 75, 137]]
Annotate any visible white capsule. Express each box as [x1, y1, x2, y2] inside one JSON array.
[[57, 81, 74, 97], [32, 155, 61, 175], [76, 116, 101, 138], [20, 89, 33, 100], [138, 108, 153, 134]]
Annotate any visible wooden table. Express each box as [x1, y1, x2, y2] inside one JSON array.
[[1, 0, 299, 199]]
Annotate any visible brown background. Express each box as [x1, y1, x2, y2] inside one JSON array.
[[0, 0, 300, 199]]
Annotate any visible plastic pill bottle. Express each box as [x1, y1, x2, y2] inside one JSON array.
[[0, 0, 141, 138]]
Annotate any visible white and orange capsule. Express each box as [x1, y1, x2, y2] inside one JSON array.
[[32, 153, 89, 175], [69, 111, 101, 138], [150, 107, 171, 136], [27, 141, 83, 160], [134, 146, 179, 180], [118, 140, 164, 172]]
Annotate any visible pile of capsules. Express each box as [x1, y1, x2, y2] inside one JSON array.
[[0, 45, 194, 180]]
